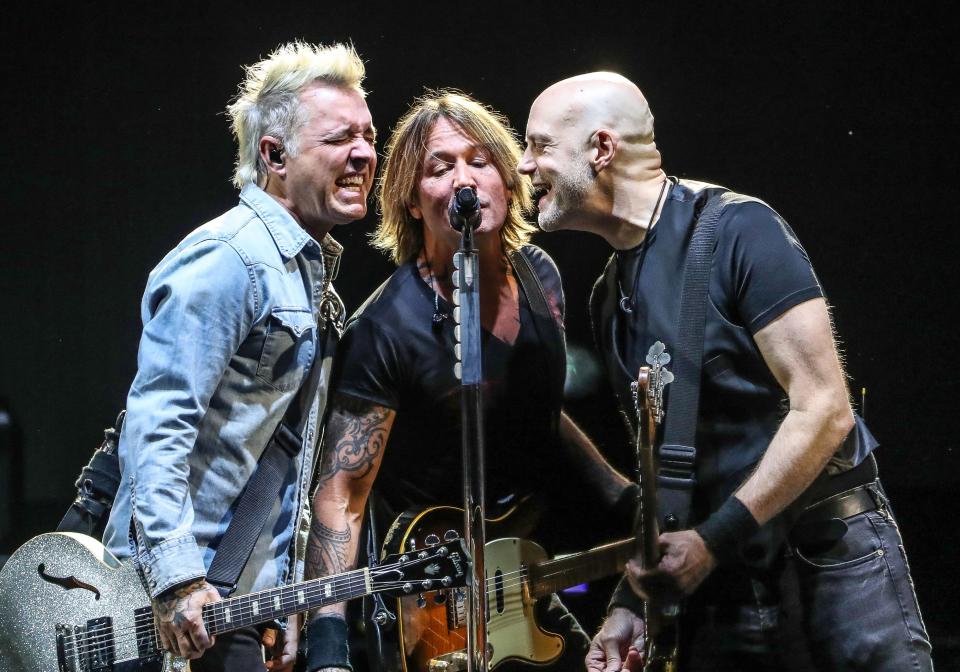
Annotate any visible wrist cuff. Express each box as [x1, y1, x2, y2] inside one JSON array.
[[607, 574, 644, 615], [306, 615, 352, 672], [694, 496, 759, 566]]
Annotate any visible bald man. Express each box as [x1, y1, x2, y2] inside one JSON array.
[[520, 74, 932, 671]]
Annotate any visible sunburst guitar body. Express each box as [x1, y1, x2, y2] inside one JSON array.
[[382, 504, 632, 672]]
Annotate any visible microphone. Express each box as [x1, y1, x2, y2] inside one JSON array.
[[448, 187, 481, 232]]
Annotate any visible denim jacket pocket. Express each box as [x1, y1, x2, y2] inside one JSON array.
[[256, 307, 316, 392]]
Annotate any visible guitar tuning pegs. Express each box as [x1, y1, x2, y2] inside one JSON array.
[[443, 530, 458, 541], [417, 593, 427, 609], [425, 533, 440, 546], [454, 344, 461, 361], [454, 363, 462, 380], [452, 289, 461, 307]]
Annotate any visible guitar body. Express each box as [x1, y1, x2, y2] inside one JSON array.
[[383, 504, 563, 672], [0, 532, 182, 671], [0, 531, 468, 671]]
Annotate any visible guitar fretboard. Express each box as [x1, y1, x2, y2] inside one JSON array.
[[527, 538, 634, 599], [202, 569, 371, 635]]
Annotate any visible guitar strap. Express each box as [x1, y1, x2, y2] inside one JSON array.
[[205, 319, 330, 595], [657, 192, 732, 531], [508, 247, 566, 417]]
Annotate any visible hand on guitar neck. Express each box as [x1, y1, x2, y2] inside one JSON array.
[[153, 578, 221, 660], [624, 529, 716, 600]]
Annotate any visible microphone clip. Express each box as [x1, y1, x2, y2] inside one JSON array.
[[449, 187, 481, 232]]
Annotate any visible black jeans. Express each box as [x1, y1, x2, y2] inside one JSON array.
[[681, 494, 933, 671], [191, 625, 266, 672]]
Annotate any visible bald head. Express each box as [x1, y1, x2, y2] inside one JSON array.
[[532, 71, 655, 144], [519, 72, 665, 240]]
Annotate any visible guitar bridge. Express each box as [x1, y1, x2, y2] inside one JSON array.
[[428, 650, 469, 672], [56, 623, 81, 672]]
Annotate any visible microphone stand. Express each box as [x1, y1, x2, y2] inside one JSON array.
[[451, 189, 489, 672]]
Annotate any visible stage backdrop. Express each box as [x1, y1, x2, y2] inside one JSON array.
[[1, 0, 956, 661]]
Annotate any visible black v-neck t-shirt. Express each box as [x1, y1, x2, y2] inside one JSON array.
[[332, 245, 566, 516], [592, 179, 825, 514]]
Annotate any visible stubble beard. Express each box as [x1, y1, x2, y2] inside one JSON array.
[[537, 158, 593, 232]]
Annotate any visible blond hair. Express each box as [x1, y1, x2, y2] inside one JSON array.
[[374, 90, 535, 265], [227, 41, 366, 188]]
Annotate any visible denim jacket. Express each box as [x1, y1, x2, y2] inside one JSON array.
[[103, 184, 343, 598]]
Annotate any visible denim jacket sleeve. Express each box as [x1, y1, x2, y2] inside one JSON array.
[[124, 237, 258, 597]]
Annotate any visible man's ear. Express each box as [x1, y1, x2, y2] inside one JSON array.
[[259, 136, 285, 174], [590, 129, 618, 173], [407, 200, 422, 220]]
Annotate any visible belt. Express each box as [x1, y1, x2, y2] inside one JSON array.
[[790, 482, 883, 546]]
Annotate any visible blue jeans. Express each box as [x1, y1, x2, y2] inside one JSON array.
[[680, 488, 933, 671]]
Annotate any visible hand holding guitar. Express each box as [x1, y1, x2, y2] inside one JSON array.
[[587, 607, 647, 672], [153, 577, 221, 659], [262, 612, 302, 671], [625, 529, 716, 599]]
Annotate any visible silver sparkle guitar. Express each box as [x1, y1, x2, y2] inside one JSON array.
[[0, 531, 468, 671]]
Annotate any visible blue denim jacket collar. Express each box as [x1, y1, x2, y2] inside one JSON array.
[[239, 183, 312, 260]]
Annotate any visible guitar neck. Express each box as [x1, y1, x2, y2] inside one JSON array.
[[201, 568, 371, 635], [527, 538, 634, 600]]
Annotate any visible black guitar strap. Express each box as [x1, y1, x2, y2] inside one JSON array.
[[509, 247, 566, 413], [205, 326, 328, 595], [657, 192, 732, 531]]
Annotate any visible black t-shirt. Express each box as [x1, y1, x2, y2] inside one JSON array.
[[332, 245, 566, 518], [591, 179, 824, 517]]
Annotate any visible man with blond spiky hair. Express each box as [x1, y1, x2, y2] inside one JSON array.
[[102, 41, 377, 671]]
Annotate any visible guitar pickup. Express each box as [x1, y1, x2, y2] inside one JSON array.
[[55, 618, 115, 672]]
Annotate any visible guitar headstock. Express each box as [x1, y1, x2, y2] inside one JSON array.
[[372, 537, 471, 597], [644, 340, 674, 425]]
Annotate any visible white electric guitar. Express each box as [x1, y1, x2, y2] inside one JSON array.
[[0, 531, 468, 671]]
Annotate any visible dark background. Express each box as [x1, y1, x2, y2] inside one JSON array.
[[1, 0, 957, 666]]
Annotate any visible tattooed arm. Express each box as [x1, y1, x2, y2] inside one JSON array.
[[152, 578, 221, 659], [305, 393, 396, 618]]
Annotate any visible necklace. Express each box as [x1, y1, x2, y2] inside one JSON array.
[[418, 252, 450, 328], [617, 178, 669, 314]]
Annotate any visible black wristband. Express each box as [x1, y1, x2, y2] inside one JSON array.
[[694, 496, 759, 566], [305, 615, 352, 672], [607, 574, 645, 615]]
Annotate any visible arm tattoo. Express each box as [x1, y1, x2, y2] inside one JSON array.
[[305, 520, 352, 578], [155, 579, 214, 626], [318, 395, 391, 485]]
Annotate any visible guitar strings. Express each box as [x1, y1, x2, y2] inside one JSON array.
[[63, 573, 406, 658], [70, 562, 596, 657], [66, 562, 609, 660]]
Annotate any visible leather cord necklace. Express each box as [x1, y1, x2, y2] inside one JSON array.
[[618, 177, 670, 314]]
